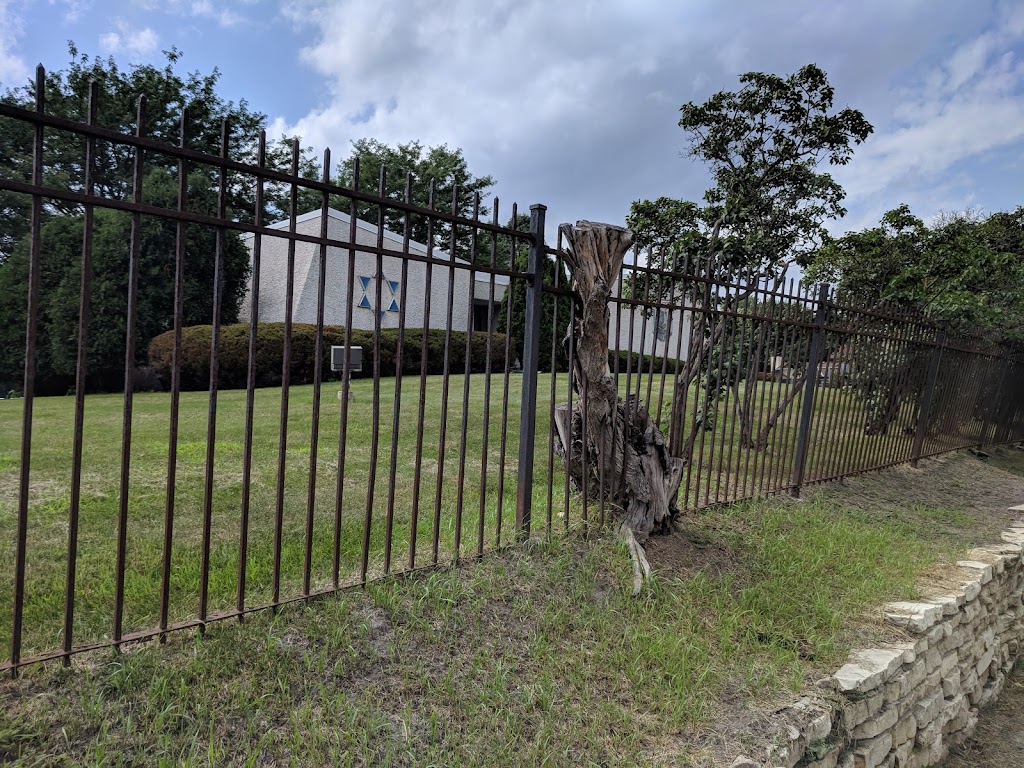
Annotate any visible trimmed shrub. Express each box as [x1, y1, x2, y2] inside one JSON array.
[[148, 323, 513, 391], [608, 349, 683, 377]]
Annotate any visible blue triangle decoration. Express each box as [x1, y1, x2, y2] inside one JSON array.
[[358, 294, 371, 309], [388, 298, 399, 312], [388, 280, 399, 295], [359, 275, 371, 291]]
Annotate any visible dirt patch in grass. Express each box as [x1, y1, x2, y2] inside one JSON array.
[[644, 526, 738, 580]]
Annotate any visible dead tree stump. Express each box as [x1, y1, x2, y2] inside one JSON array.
[[555, 221, 684, 587]]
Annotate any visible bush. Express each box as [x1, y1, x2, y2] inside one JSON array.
[[148, 323, 513, 391], [608, 349, 683, 377]]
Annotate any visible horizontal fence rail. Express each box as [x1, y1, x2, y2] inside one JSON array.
[[1, 66, 1023, 673]]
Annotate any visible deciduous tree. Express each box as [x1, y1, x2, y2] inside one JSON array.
[[627, 64, 872, 457]]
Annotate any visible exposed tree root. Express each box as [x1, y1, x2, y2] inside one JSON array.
[[622, 524, 652, 596]]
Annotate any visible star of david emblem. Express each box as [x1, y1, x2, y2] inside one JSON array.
[[357, 274, 400, 319]]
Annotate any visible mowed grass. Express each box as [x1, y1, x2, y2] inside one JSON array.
[[6, 448, 1021, 766], [0, 373, 580, 663], [0, 368, 987, 666]]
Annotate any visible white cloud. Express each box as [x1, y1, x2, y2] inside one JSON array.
[[269, 0, 1024, 234], [99, 19, 160, 59], [190, 0, 245, 27], [273, 0, 712, 220], [50, 0, 92, 24], [0, 0, 30, 87], [835, 2, 1024, 228]]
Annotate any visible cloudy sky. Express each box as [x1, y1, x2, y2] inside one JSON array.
[[1, 0, 1022, 238]]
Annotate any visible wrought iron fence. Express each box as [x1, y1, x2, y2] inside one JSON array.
[[1, 66, 1022, 674]]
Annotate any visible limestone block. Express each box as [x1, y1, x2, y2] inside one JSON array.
[[922, 623, 944, 647], [961, 580, 982, 603], [806, 710, 833, 745], [834, 649, 905, 693], [913, 692, 943, 730], [767, 723, 805, 768], [893, 738, 915, 767], [996, 612, 1014, 635], [974, 646, 995, 677], [882, 602, 944, 634], [943, 705, 972, 735], [924, 595, 962, 617], [853, 731, 892, 768], [842, 690, 885, 729], [935, 630, 965, 655], [939, 651, 958, 677], [958, 711, 979, 743], [883, 678, 902, 705], [966, 548, 1008, 574], [903, 745, 933, 768], [978, 675, 1006, 708], [960, 600, 982, 625], [966, 684, 983, 708], [939, 695, 962, 723], [785, 698, 834, 747], [886, 662, 926, 705], [853, 705, 898, 740], [986, 542, 1023, 562], [1001, 530, 1024, 547], [941, 668, 961, 700], [889, 714, 917, 747]]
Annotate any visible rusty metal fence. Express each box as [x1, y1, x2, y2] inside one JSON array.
[[1, 67, 1023, 674], [561, 249, 1024, 516]]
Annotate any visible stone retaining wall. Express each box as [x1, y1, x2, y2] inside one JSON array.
[[733, 509, 1024, 768]]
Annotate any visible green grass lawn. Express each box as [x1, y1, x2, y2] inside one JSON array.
[[4, 447, 1023, 766], [0, 369, 986, 667], [0, 373, 583, 663]]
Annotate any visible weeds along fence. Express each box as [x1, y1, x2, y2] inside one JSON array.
[[1, 67, 1023, 673]]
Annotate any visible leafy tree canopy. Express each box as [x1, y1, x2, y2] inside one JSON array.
[[803, 204, 1024, 341], [0, 44, 262, 391], [627, 64, 873, 284], [0, 42, 312, 264]]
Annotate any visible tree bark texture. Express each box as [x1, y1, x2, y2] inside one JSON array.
[[556, 221, 683, 539]]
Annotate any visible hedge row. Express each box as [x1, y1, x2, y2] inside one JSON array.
[[148, 323, 513, 391], [609, 349, 683, 376]]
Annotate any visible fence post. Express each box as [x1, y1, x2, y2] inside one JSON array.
[[911, 329, 946, 467], [516, 204, 547, 538], [791, 283, 829, 496]]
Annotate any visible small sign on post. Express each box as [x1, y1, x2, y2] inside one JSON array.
[[330, 345, 363, 374], [331, 345, 363, 400]]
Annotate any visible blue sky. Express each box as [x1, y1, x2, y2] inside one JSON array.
[[1, 0, 1023, 241]]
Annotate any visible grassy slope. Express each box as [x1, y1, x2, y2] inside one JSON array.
[[5, 448, 1023, 766]]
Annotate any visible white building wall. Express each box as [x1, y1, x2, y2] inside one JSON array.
[[240, 209, 507, 332], [608, 281, 695, 363]]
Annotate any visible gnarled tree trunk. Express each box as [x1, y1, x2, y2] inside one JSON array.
[[555, 221, 684, 547]]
